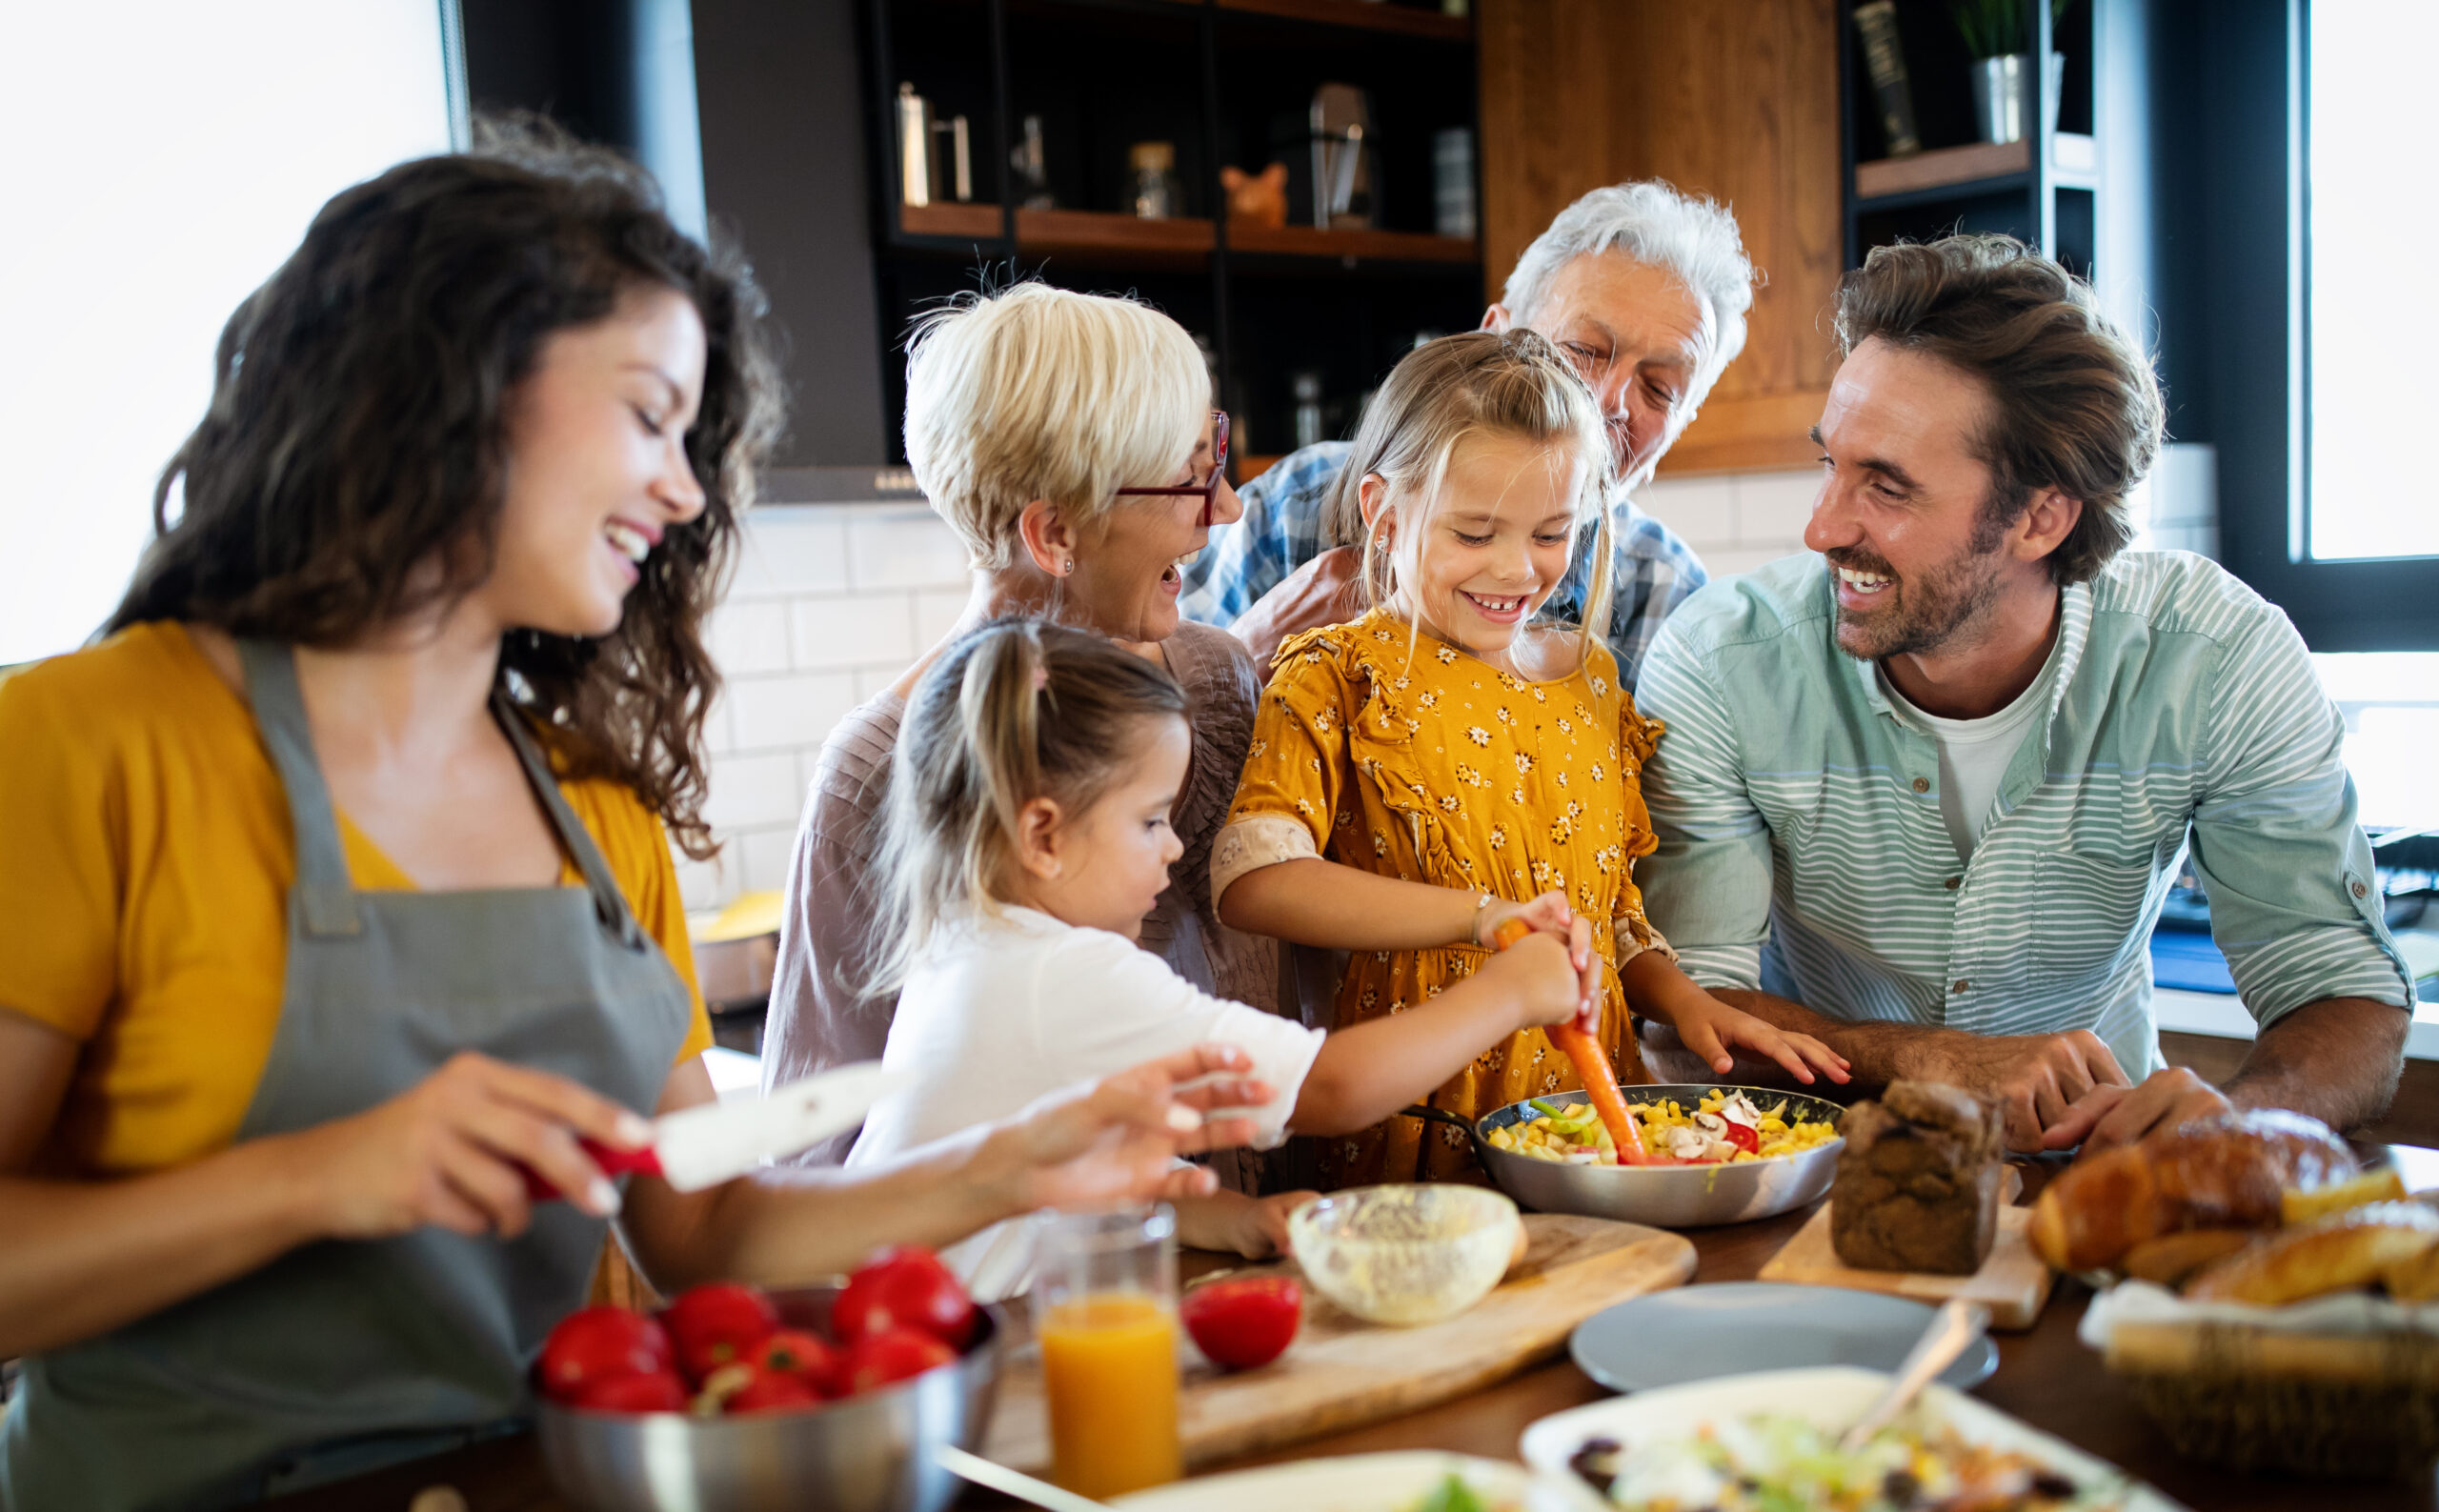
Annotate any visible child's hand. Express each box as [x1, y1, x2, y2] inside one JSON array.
[[1234, 1190, 1319, 1260], [1663, 992, 1852, 1086], [1477, 890, 1600, 1017], [1481, 930, 1585, 1031]]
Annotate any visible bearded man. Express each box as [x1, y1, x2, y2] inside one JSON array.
[[1635, 234, 2413, 1155]]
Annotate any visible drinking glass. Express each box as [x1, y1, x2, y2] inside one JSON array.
[[1033, 1205, 1181, 1498]]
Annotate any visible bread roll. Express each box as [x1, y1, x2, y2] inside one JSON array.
[[2185, 1201, 2439, 1305], [2028, 1109, 2355, 1272], [2384, 1241, 2439, 1302], [2120, 1229, 2256, 1288]]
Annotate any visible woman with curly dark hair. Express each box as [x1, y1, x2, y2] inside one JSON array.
[[0, 129, 1266, 1508]]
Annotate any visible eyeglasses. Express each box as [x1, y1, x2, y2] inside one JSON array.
[[1116, 411, 1229, 527]]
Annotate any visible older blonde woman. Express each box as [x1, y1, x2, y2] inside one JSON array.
[[763, 283, 1280, 1183]]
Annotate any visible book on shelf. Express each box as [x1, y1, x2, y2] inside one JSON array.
[[1851, 0, 1922, 159]]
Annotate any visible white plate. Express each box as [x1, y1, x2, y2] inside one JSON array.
[[1519, 1366, 2186, 1510], [1110, 1451, 1608, 1512]]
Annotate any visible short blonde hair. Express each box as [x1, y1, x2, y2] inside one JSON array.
[[902, 283, 1208, 570], [1335, 330, 1613, 665]]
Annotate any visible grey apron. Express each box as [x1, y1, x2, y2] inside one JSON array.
[[0, 639, 693, 1512]]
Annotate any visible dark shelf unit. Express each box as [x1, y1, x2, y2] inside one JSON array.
[[1839, 0, 2097, 279], [862, 0, 1483, 472]]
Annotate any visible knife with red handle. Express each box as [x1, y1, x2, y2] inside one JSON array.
[[522, 1061, 907, 1200]]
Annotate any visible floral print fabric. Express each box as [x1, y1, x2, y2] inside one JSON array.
[[1219, 608, 1666, 1186]]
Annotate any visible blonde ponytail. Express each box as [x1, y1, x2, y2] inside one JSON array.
[[864, 618, 1187, 994]]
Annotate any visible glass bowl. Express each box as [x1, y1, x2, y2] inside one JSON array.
[[1287, 1184, 1521, 1326]]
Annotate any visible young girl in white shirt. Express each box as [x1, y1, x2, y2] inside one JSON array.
[[846, 617, 1583, 1299]]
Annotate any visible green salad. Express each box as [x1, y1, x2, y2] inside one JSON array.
[[1403, 1474, 1508, 1512], [1566, 1414, 2128, 1511]]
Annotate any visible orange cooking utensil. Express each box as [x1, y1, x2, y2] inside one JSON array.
[[1490, 917, 1648, 1164]]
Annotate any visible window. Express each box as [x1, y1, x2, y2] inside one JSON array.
[[2315, 653, 2439, 835], [2200, 0, 2439, 653], [2306, 2, 2439, 562], [0, 3, 458, 665]]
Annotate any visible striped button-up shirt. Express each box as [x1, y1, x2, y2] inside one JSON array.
[[1636, 550, 2412, 1079], [1180, 441, 1709, 692]]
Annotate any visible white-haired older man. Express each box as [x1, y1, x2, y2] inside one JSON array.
[[1180, 180, 1757, 685]]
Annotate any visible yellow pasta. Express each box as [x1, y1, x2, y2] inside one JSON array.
[[1493, 1088, 1838, 1166]]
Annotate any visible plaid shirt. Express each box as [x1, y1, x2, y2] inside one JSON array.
[[1180, 441, 1709, 692]]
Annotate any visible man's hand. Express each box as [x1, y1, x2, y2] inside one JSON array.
[[1232, 547, 1362, 670], [1894, 1027, 2132, 1152], [2039, 1067, 2232, 1158]]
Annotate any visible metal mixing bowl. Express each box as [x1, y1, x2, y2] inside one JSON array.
[[537, 1285, 1003, 1512], [1411, 1083, 1845, 1228]]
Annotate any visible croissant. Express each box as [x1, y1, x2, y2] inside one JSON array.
[[2028, 1108, 2355, 1272], [2186, 1201, 2439, 1304]]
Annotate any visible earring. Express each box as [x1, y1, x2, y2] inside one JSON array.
[[1062, 558, 1074, 575]]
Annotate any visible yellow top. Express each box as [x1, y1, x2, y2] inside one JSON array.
[[1220, 609, 1663, 1187], [0, 622, 714, 1177]]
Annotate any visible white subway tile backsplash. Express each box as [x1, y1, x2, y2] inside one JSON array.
[[702, 751, 805, 830], [1699, 546, 1807, 580], [848, 510, 970, 591], [702, 686, 735, 756], [791, 594, 917, 670], [728, 670, 859, 753], [737, 824, 804, 897], [675, 850, 734, 913], [706, 599, 792, 676], [1734, 470, 1822, 545], [730, 512, 851, 596], [1638, 474, 1739, 550], [913, 587, 967, 649]]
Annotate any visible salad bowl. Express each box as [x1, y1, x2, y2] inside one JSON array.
[[1408, 1083, 1844, 1229]]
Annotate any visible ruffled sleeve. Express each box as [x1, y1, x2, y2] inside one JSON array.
[[1210, 622, 1358, 906]]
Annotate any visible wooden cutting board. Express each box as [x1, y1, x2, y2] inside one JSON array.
[[979, 1213, 1694, 1475], [1757, 1189, 2053, 1330]]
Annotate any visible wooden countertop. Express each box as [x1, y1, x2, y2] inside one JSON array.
[[271, 1160, 2439, 1512]]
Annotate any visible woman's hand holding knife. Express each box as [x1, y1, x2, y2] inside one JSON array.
[[285, 1052, 651, 1241]]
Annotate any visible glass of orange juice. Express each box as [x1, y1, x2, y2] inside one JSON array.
[[1034, 1205, 1181, 1499]]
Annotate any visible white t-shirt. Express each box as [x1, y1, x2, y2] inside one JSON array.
[[1881, 640, 2062, 861], [845, 904, 1324, 1300]]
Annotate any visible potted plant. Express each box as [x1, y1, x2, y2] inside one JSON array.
[[1951, 0, 2073, 144]]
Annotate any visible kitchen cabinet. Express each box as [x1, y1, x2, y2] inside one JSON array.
[[1478, 0, 1844, 476]]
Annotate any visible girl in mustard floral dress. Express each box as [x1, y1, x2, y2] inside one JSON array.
[[1213, 331, 1847, 1186]]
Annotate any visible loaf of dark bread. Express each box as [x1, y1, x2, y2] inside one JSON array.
[[1830, 1080, 2005, 1275]]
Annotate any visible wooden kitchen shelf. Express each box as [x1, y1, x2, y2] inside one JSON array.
[[897, 203, 1476, 269], [1228, 222, 1480, 264], [1854, 133, 2096, 206], [870, 0, 1485, 468], [1212, 0, 1471, 43], [897, 202, 1001, 240], [899, 203, 1217, 258], [1856, 140, 2026, 201]]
